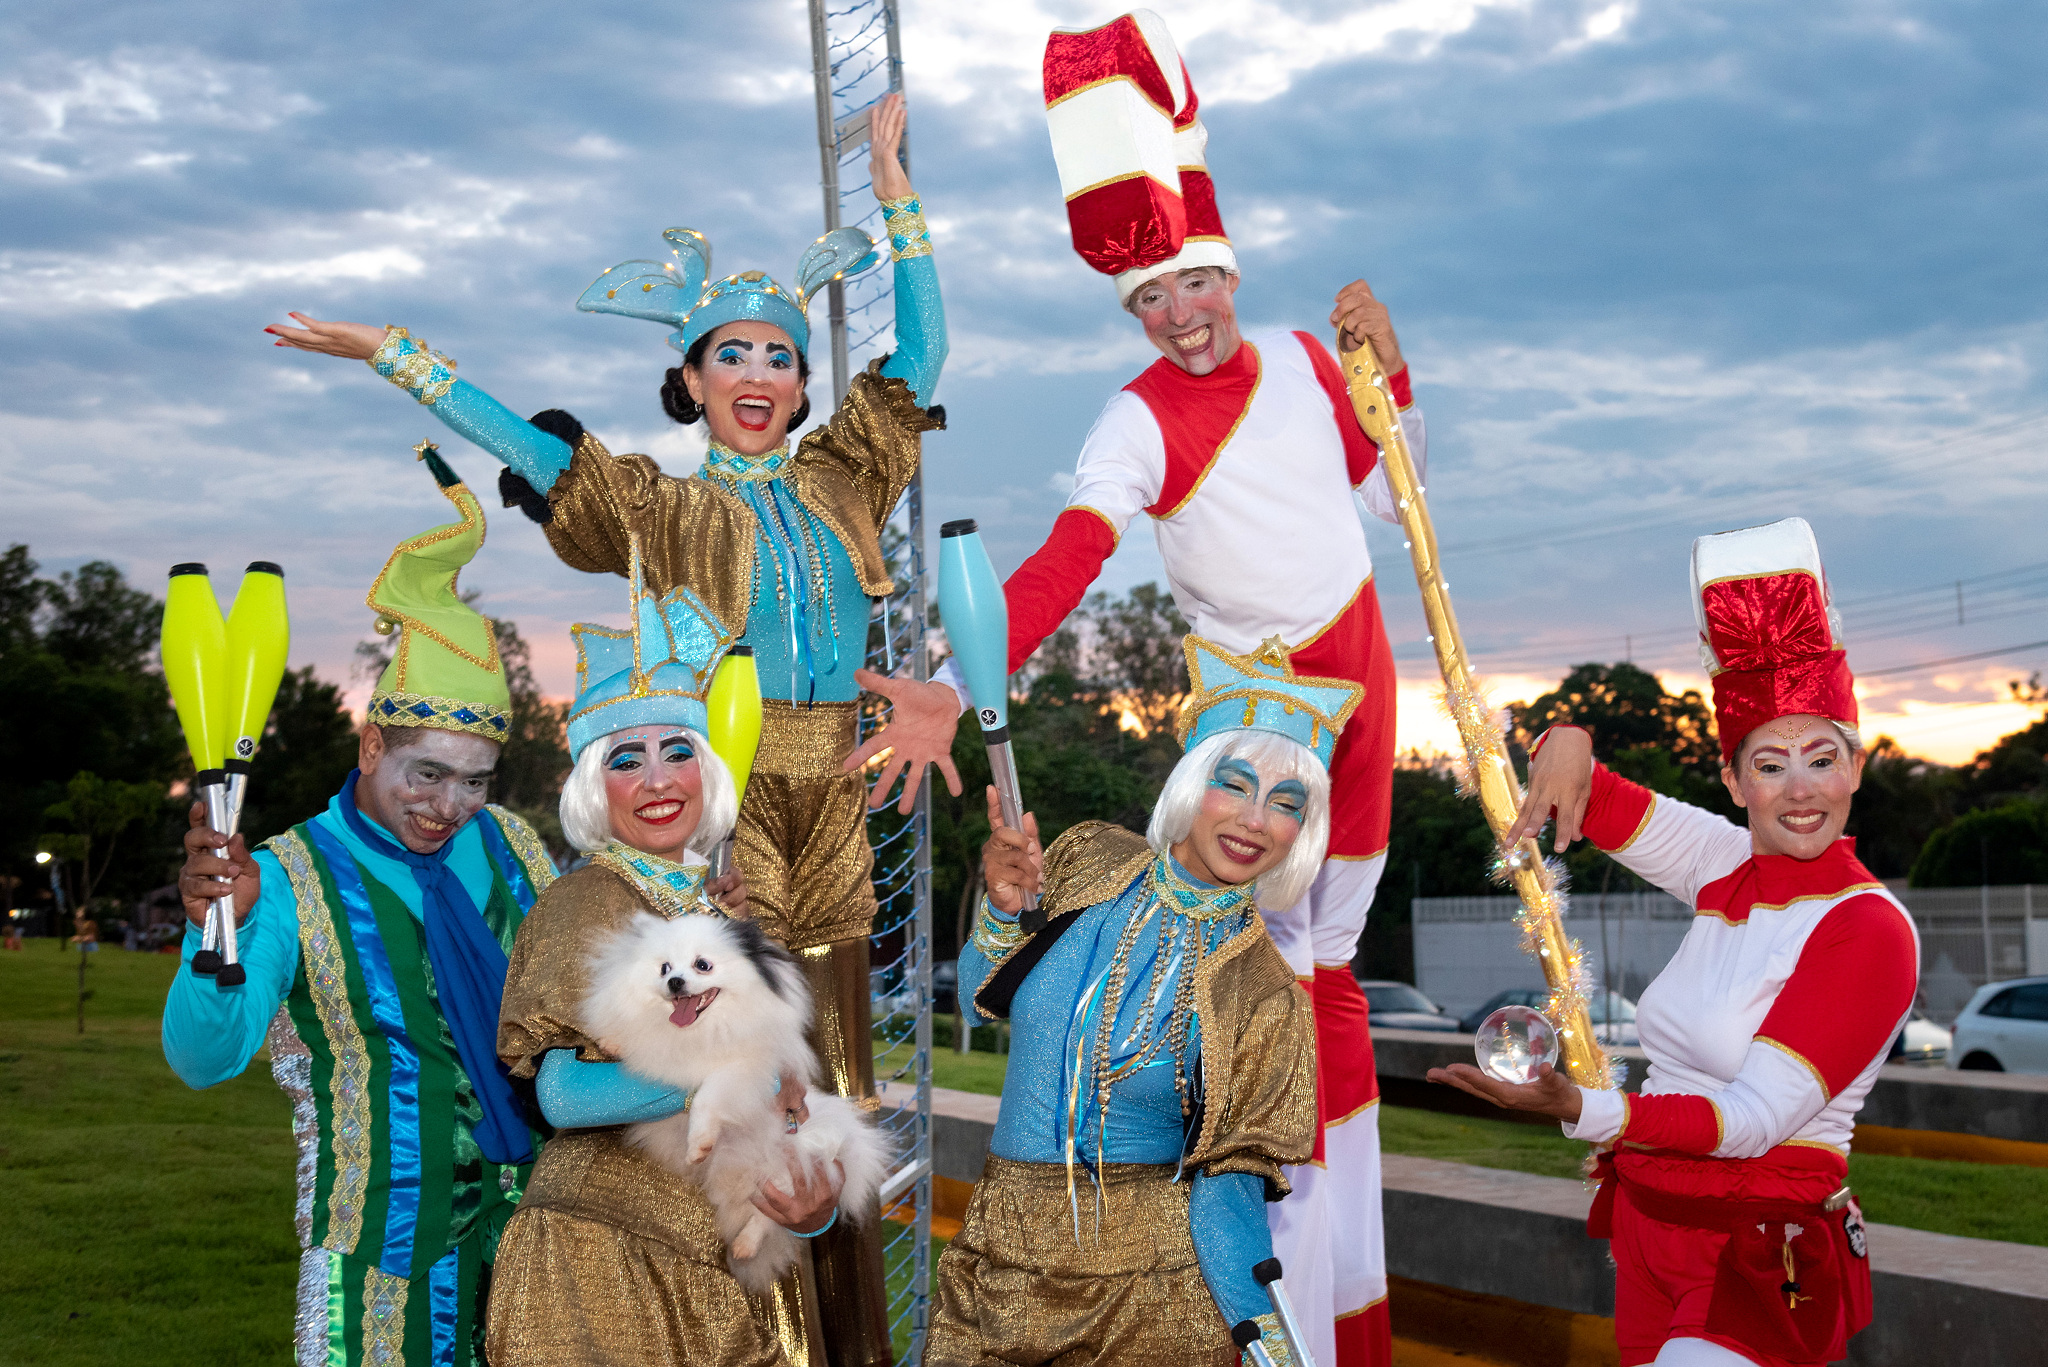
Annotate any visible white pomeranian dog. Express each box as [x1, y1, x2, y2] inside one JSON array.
[[581, 910, 891, 1293]]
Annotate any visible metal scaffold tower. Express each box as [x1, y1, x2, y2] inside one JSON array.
[[808, 0, 935, 1357]]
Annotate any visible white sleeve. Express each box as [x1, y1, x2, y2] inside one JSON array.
[[1065, 390, 1164, 536], [1702, 1041, 1835, 1159], [1357, 402, 1426, 525], [1561, 1085, 1626, 1143], [1605, 793, 1754, 909], [930, 657, 967, 717]]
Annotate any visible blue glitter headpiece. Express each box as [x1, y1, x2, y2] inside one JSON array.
[[1175, 635, 1364, 769], [567, 543, 739, 760], [576, 226, 881, 355]]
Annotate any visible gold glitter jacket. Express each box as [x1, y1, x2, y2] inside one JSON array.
[[497, 861, 680, 1076], [540, 361, 945, 623], [974, 821, 1319, 1196]]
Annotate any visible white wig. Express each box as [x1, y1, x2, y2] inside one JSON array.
[[559, 726, 737, 858], [1147, 729, 1331, 914]]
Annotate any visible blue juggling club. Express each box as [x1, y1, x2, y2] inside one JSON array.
[[936, 519, 1042, 929]]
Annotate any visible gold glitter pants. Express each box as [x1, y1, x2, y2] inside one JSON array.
[[483, 1130, 824, 1367], [738, 699, 877, 953], [736, 700, 893, 1366], [926, 1156, 1237, 1367]]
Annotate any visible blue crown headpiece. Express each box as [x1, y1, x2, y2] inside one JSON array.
[[1175, 635, 1364, 769], [567, 544, 739, 761], [575, 226, 881, 355]]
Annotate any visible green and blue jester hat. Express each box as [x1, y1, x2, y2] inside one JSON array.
[[1174, 634, 1364, 769], [575, 226, 882, 355], [567, 541, 739, 762]]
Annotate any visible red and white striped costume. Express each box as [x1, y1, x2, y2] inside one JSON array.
[[1532, 520, 1917, 1366], [1553, 748, 1918, 1365], [937, 326, 1425, 1367]]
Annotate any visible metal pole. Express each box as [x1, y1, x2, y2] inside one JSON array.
[[909, 472, 934, 1349], [806, 0, 849, 403]]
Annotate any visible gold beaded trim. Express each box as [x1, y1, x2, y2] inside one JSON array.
[[368, 326, 458, 406], [880, 195, 932, 260]]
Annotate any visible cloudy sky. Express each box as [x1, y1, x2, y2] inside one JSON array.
[[4, 0, 2044, 762]]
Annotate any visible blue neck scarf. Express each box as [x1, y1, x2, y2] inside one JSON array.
[[339, 770, 533, 1166]]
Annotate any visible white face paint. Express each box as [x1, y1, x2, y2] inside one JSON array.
[[358, 727, 501, 853], [1723, 714, 1865, 860]]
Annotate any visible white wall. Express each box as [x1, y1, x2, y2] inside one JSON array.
[[1413, 893, 1691, 1021]]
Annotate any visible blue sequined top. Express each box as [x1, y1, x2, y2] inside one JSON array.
[[369, 197, 946, 705], [959, 856, 1280, 1331]]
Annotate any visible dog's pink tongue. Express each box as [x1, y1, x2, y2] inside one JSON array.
[[668, 995, 700, 1028]]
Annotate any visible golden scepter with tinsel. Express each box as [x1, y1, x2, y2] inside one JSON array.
[[1336, 333, 1613, 1090]]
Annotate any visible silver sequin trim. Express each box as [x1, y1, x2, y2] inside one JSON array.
[[294, 1245, 332, 1367], [268, 1007, 318, 1248]]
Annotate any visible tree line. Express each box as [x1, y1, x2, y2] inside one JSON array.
[[7, 542, 2044, 966], [0, 545, 567, 934]]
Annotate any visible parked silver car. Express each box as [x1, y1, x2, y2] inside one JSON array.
[[1357, 980, 1461, 1032], [1946, 976, 2048, 1073]]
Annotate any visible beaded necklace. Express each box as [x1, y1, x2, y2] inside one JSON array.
[[1062, 856, 1256, 1236], [699, 440, 843, 701], [590, 840, 715, 918]]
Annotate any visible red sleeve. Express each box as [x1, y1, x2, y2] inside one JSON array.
[[1581, 762, 1655, 852], [1294, 331, 1410, 488], [1618, 1093, 1722, 1153], [1755, 894, 1919, 1097], [1002, 507, 1117, 674]]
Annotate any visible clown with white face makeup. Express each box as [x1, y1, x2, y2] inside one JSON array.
[[164, 451, 561, 1367], [927, 635, 1358, 1367], [490, 559, 838, 1364], [1433, 519, 1919, 1367], [267, 94, 944, 1357], [915, 19, 1427, 1356]]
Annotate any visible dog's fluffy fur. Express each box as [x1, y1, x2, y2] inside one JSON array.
[[582, 912, 891, 1293]]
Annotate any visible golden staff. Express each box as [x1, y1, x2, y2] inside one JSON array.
[[1336, 332, 1613, 1090]]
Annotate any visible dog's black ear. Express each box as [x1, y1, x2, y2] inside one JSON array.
[[729, 917, 801, 1002]]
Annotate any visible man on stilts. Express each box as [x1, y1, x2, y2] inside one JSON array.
[[914, 12, 1423, 1364]]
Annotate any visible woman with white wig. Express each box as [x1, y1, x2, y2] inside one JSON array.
[[926, 634, 1359, 1367], [489, 564, 835, 1365]]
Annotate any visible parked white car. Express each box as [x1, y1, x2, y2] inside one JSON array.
[[1890, 1009, 1951, 1065], [1946, 976, 2048, 1074]]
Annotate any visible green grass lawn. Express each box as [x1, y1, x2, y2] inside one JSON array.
[[1377, 1103, 2048, 1248], [0, 945, 298, 1366], [6, 946, 2043, 1367]]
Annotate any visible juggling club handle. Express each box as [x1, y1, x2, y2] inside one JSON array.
[[1232, 1321, 1278, 1367], [984, 733, 1042, 930], [195, 773, 247, 985], [192, 773, 229, 976], [1253, 1258, 1319, 1367]]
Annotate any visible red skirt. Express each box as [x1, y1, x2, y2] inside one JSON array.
[[1589, 1155, 1872, 1367]]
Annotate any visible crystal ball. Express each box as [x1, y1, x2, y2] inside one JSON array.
[[1475, 1004, 1560, 1084]]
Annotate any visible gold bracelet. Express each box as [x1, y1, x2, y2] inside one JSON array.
[[880, 195, 931, 260], [368, 326, 459, 405]]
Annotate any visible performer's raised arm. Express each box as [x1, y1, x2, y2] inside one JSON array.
[[264, 314, 576, 494], [868, 93, 947, 407], [1511, 723, 1755, 906]]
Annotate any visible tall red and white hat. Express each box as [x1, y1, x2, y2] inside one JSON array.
[[1043, 10, 1235, 303], [1691, 516, 1860, 764]]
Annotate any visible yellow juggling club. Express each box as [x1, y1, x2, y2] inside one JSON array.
[[162, 564, 244, 980], [162, 564, 229, 774], [705, 645, 762, 877], [223, 562, 291, 770]]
